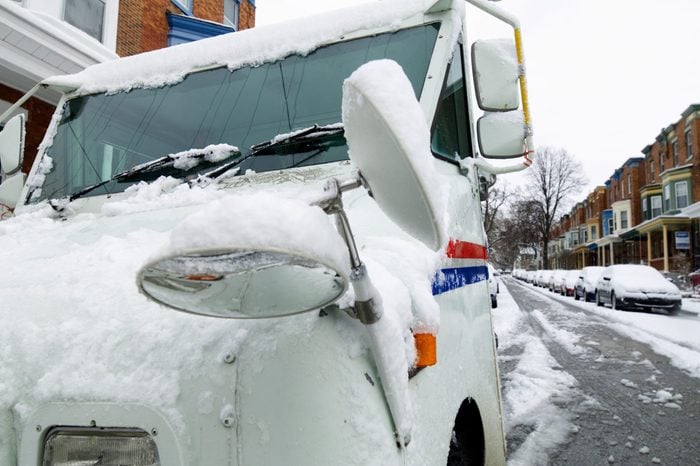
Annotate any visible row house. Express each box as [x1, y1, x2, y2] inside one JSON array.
[[548, 103, 700, 275], [634, 104, 700, 273]]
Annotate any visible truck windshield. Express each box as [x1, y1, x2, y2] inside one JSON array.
[[33, 23, 440, 203]]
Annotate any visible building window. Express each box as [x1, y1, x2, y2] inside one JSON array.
[[687, 130, 694, 159], [627, 174, 631, 196], [620, 210, 628, 230], [660, 153, 665, 172], [664, 184, 671, 211], [173, 0, 193, 13], [621, 180, 625, 197], [591, 225, 598, 240], [607, 217, 614, 234], [650, 160, 654, 180], [64, 0, 105, 42], [673, 141, 679, 166], [642, 198, 649, 220], [224, 0, 240, 29], [651, 195, 662, 218], [676, 180, 689, 209]]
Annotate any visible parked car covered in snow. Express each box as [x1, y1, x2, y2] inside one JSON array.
[[561, 269, 579, 296], [487, 263, 499, 308], [547, 269, 566, 292], [575, 266, 604, 302], [595, 264, 682, 314], [0, 0, 537, 464]]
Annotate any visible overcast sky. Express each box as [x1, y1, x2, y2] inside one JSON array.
[[256, 0, 700, 195]]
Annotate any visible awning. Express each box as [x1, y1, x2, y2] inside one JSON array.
[[619, 228, 640, 240], [0, 1, 117, 104]]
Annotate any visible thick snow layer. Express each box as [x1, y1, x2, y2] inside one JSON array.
[[165, 191, 350, 278], [55, 0, 462, 95], [600, 264, 681, 296], [0, 165, 444, 452]]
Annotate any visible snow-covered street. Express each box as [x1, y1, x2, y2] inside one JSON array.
[[493, 277, 700, 465]]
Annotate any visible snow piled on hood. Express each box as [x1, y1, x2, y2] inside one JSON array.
[[606, 264, 680, 295], [165, 191, 350, 278], [58, 0, 459, 95], [0, 169, 444, 443]]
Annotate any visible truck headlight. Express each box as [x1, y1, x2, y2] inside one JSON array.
[[42, 427, 160, 466]]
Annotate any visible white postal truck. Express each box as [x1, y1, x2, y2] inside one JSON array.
[[0, 0, 535, 464]]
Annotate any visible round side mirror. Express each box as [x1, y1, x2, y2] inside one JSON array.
[[342, 59, 446, 251], [139, 248, 348, 319]]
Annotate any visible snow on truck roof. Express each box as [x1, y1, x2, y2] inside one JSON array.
[[49, 0, 462, 96]]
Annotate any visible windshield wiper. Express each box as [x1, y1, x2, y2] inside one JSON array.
[[62, 144, 241, 204], [51, 124, 344, 210], [196, 123, 345, 184], [249, 123, 345, 156]]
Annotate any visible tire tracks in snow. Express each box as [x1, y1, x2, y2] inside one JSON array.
[[504, 278, 700, 465]]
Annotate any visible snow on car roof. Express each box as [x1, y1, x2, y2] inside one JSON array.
[[50, 0, 461, 96]]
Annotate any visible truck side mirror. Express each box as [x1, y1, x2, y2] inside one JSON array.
[[471, 39, 519, 111], [476, 111, 526, 158], [471, 39, 527, 159], [0, 114, 26, 210]]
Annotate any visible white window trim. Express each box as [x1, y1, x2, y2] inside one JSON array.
[[63, 0, 107, 42], [675, 180, 689, 209]]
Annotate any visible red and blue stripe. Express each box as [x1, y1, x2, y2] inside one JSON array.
[[432, 239, 489, 295]]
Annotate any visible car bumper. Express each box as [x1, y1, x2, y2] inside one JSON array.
[[619, 297, 680, 310]]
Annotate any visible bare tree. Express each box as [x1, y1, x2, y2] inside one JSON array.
[[482, 183, 510, 244], [525, 146, 587, 267], [489, 195, 541, 268]]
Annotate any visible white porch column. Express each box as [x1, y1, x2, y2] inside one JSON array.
[[663, 225, 669, 272]]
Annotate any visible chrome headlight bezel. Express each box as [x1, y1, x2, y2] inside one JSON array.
[[41, 426, 160, 466]]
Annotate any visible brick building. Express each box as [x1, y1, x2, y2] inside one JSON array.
[[117, 0, 256, 56], [548, 104, 700, 275], [1, 0, 256, 197]]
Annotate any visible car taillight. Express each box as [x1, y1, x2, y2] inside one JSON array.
[[42, 427, 160, 466]]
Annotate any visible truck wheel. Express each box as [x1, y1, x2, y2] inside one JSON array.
[[447, 399, 485, 466], [611, 292, 621, 310]]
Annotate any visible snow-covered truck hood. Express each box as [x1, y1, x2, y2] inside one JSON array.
[[0, 162, 442, 429]]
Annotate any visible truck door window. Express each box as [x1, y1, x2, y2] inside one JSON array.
[[34, 24, 440, 203], [431, 45, 472, 161]]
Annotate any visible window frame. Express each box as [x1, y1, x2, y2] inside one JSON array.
[[63, 0, 106, 42], [651, 195, 662, 218], [663, 184, 671, 211], [223, 0, 240, 29], [642, 197, 649, 220], [429, 42, 473, 163], [686, 129, 694, 160], [171, 0, 194, 15], [673, 140, 679, 166], [620, 210, 628, 230], [675, 180, 689, 209]]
